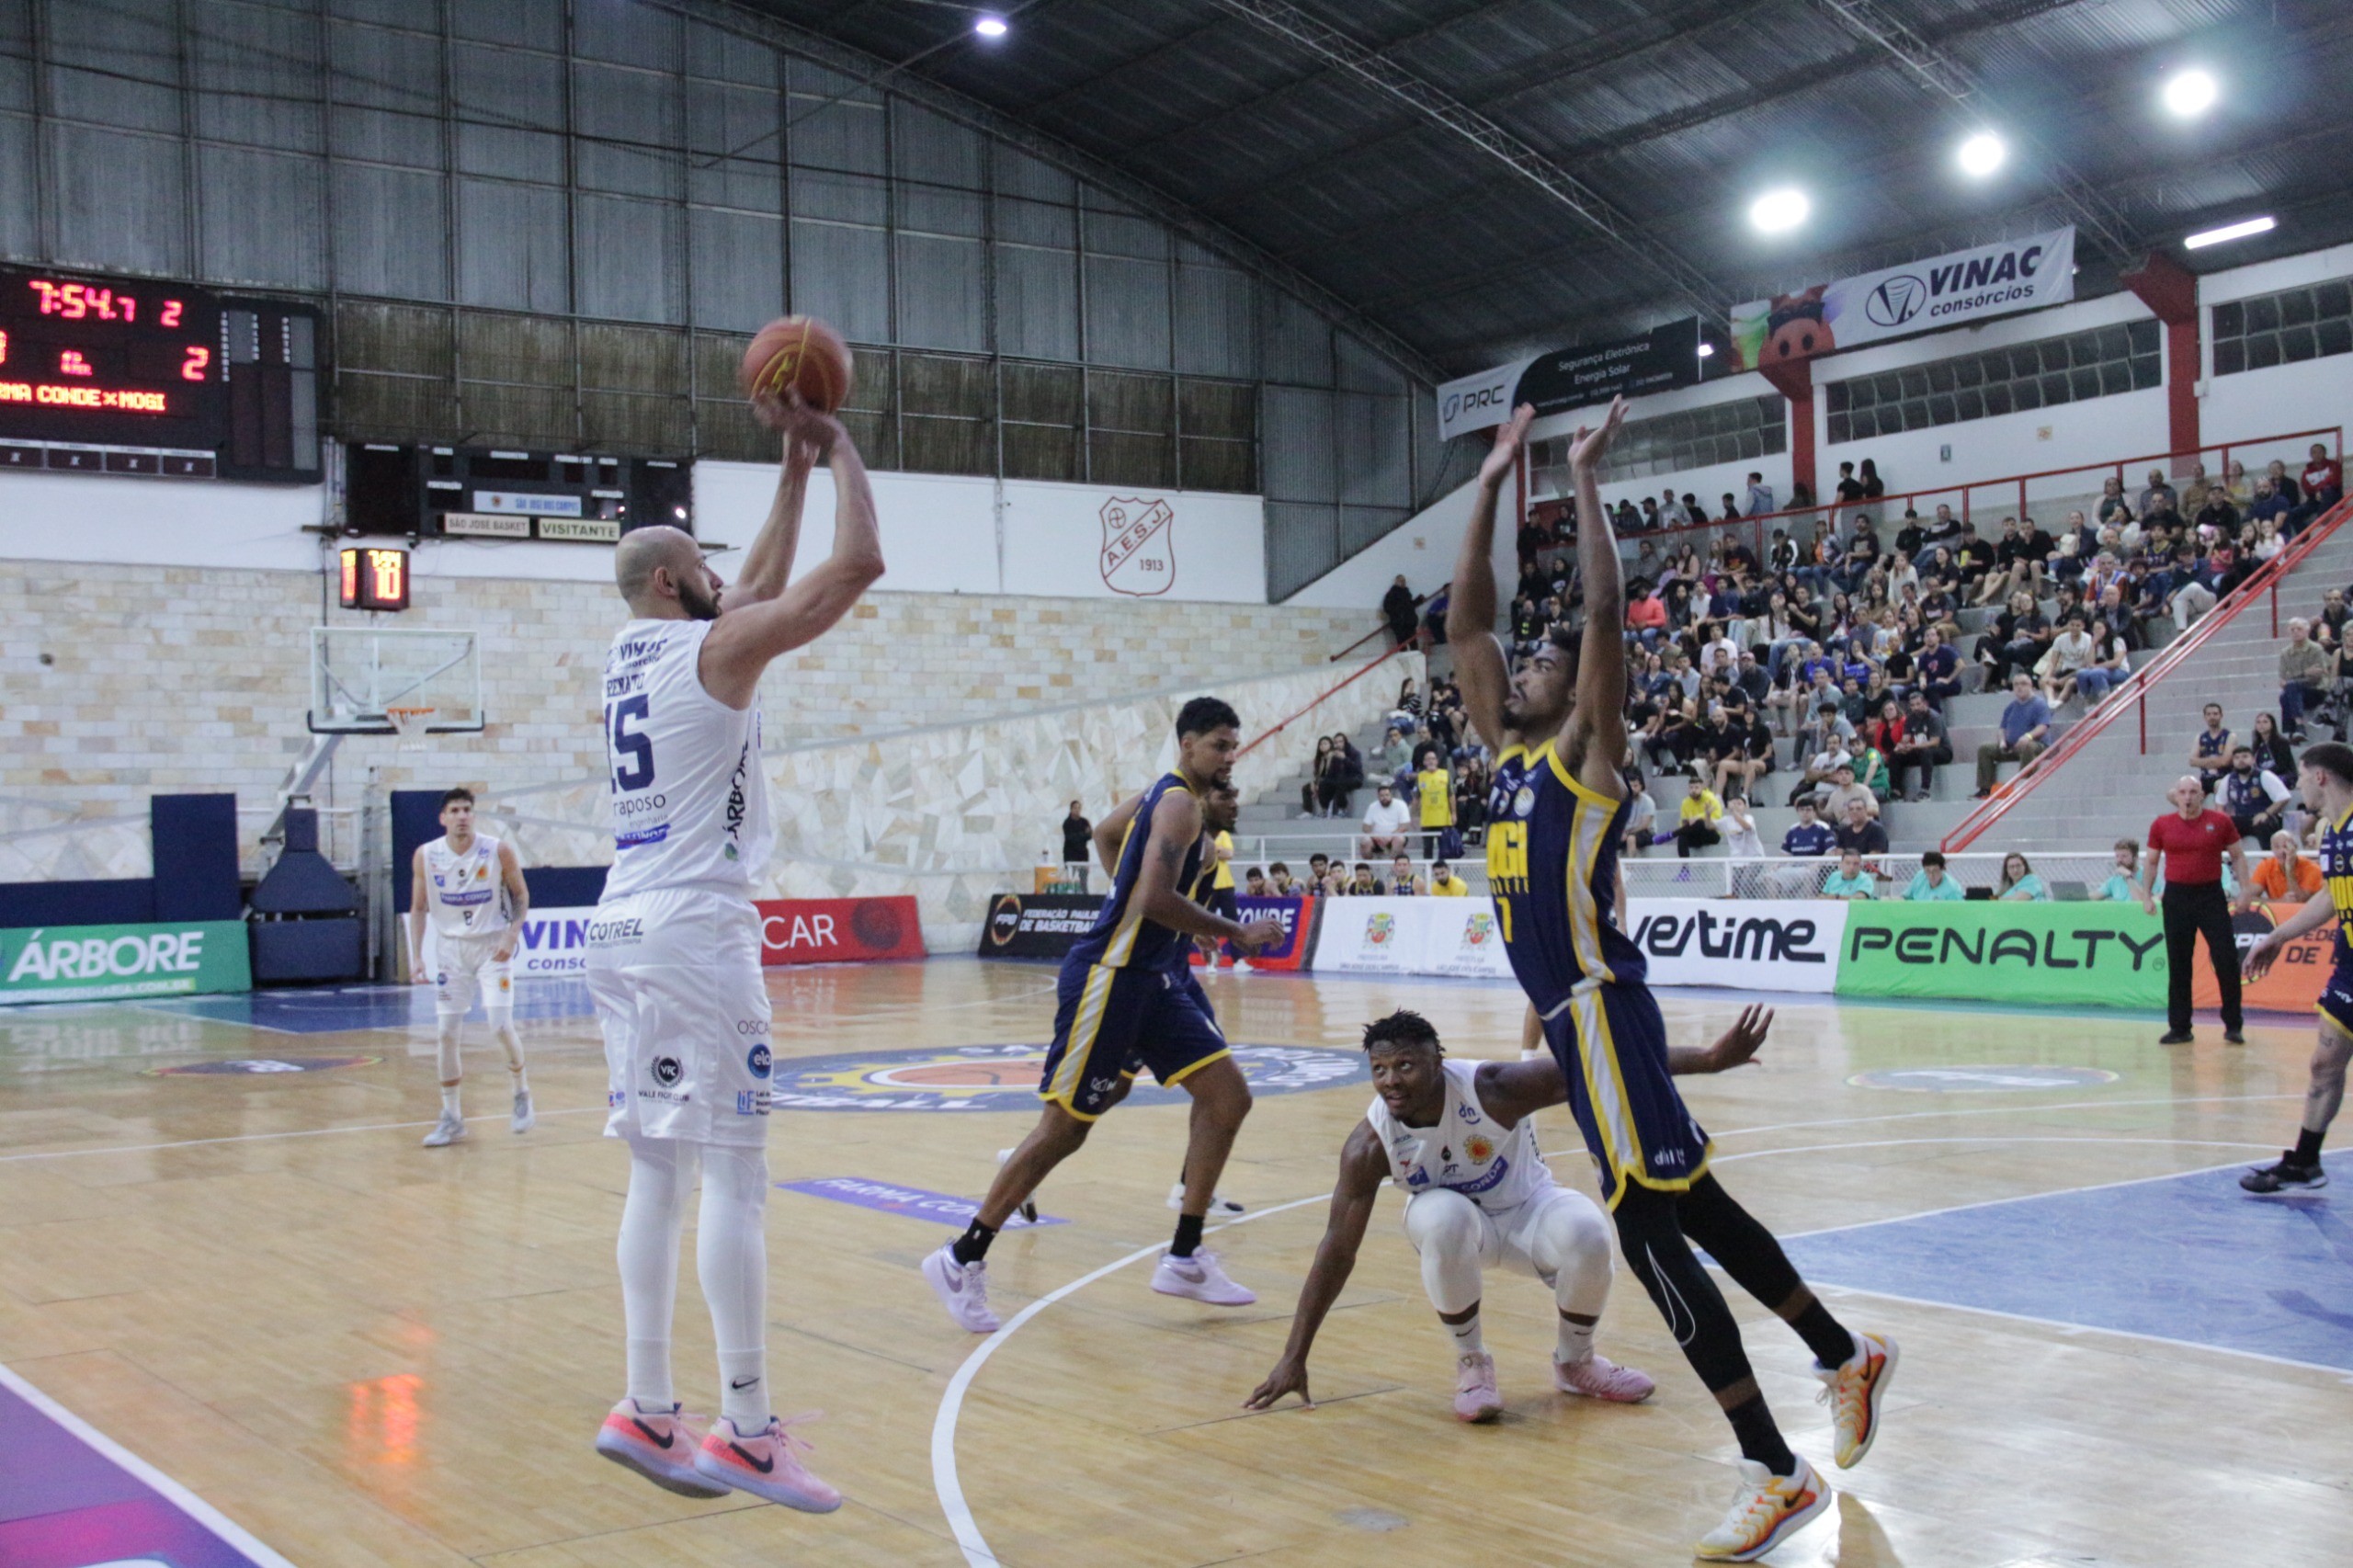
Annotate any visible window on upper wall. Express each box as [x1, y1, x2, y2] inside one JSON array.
[[1824, 319, 2160, 443], [2211, 277, 2353, 376], [1525, 394, 1784, 496]]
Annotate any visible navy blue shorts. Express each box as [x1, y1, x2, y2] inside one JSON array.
[[1541, 981, 1712, 1210], [2319, 968, 2353, 1040], [1040, 960, 1229, 1120]]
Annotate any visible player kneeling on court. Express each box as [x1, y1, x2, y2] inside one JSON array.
[[406, 786, 533, 1146], [1246, 1006, 1768, 1424]]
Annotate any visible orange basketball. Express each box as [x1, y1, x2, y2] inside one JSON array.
[[739, 315, 853, 414]]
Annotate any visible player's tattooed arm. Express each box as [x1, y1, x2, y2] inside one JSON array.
[[1245, 1120, 1389, 1411], [1449, 403, 1533, 754]]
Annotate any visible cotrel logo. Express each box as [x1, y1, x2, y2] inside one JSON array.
[[6, 927, 210, 983]]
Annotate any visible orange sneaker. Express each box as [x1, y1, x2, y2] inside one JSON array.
[[1814, 1331, 1898, 1468], [1693, 1457, 1831, 1562], [593, 1399, 728, 1498], [692, 1414, 842, 1513]]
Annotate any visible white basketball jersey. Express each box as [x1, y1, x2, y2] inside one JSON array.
[[598, 618, 773, 903], [421, 834, 508, 938], [1366, 1058, 1552, 1213]]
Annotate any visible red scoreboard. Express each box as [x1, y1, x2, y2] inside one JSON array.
[[0, 265, 320, 483]]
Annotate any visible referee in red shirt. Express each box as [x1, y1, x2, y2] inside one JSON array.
[[2145, 774, 2252, 1045]]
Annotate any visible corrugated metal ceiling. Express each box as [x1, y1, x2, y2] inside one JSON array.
[[737, 0, 2353, 371]]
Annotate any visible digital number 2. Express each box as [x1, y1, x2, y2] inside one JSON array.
[[609, 695, 654, 791], [182, 346, 210, 381]]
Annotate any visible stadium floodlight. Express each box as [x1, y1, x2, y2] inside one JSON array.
[[1748, 188, 1809, 235], [2184, 215, 2276, 250], [1956, 132, 2006, 178], [973, 15, 1008, 39], [1697, 343, 1716, 358], [2162, 69, 2217, 119]]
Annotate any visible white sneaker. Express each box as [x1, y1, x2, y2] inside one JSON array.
[[510, 1086, 535, 1134], [1232, 959, 1254, 972], [421, 1110, 466, 1147], [1693, 1457, 1832, 1562], [922, 1244, 1002, 1333], [1165, 1181, 1245, 1215], [1151, 1248, 1256, 1306]]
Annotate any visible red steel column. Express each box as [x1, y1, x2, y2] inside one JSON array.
[[2122, 250, 2200, 460]]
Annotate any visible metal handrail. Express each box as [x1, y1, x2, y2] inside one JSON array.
[[1235, 642, 1415, 760], [1941, 494, 2353, 852]]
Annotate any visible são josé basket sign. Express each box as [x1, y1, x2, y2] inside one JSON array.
[[1, 921, 252, 1003]]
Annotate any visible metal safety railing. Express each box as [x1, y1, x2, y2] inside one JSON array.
[[1622, 850, 2139, 903]]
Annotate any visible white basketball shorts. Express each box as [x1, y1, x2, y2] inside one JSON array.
[[434, 931, 515, 1018], [587, 885, 773, 1148]]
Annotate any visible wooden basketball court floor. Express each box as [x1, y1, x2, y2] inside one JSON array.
[[1, 959, 2346, 1568]]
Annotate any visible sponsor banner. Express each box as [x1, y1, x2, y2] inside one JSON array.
[[977, 892, 1103, 960], [1733, 226, 2076, 370], [756, 896, 924, 966], [0, 921, 251, 1004], [438, 510, 531, 539], [1627, 899, 1845, 994], [1838, 902, 2165, 1008], [1306, 897, 1516, 980], [778, 1176, 1064, 1228], [472, 488, 580, 516], [1190, 895, 1315, 972], [2193, 902, 2330, 1013], [1435, 317, 1702, 440]]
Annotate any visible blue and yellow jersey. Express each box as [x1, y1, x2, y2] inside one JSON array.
[[2321, 802, 2353, 967], [1067, 773, 1204, 975], [1485, 742, 1646, 1015]]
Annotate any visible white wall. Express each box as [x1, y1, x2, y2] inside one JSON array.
[[1280, 476, 1490, 613], [1530, 371, 1797, 523], [2199, 239, 2353, 459]]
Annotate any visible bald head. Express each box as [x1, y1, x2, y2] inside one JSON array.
[[614, 526, 715, 619]]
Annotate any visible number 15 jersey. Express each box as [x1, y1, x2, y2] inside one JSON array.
[[599, 618, 773, 903]]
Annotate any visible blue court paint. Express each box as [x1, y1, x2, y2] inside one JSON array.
[[1780, 1167, 2353, 1372], [779, 1176, 1064, 1229], [0, 1369, 289, 1568], [137, 979, 597, 1035]]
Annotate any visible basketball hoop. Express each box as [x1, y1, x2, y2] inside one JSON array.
[[385, 705, 437, 750]]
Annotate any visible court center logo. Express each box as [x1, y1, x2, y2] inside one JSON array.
[[767, 1042, 1367, 1111], [148, 1055, 380, 1076], [1100, 496, 1176, 597], [1865, 273, 1927, 327]]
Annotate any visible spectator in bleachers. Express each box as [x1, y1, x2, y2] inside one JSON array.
[[1851, 736, 1893, 805], [1383, 575, 1419, 650], [1427, 859, 1470, 896], [1722, 791, 1763, 860], [2248, 476, 2290, 531], [1859, 458, 1885, 506], [2279, 618, 2331, 741], [1974, 673, 2053, 799], [1451, 756, 1488, 845], [2139, 468, 2177, 519], [2097, 475, 2132, 526], [1887, 690, 1951, 801], [1414, 749, 1452, 858], [1781, 798, 1836, 858], [2244, 830, 2324, 909], [1788, 710, 1854, 807], [1307, 852, 1332, 888], [2300, 440, 2344, 521], [1244, 867, 1267, 898], [1745, 472, 1776, 517], [1385, 854, 1424, 896], [1372, 726, 1414, 793], [1267, 861, 1299, 895], [2249, 711, 2298, 780], [1620, 769, 1658, 857], [1996, 852, 2051, 902], [2037, 613, 2097, 708], [1835, 461, 1863, 506], [2215, 745, 2291, 845], [1904, 851, 1967, 901], [1710, 701, 1776, 803], [1626, 580, 1668, 647], [1675, 774, 1724, 858], [1834, 795, 1889, 856], [2187, 703, 2234, 793], [1389, 677, 1423, 735], [1914, 624, 1962, 709], [1062, 800, 1094, 890], [1820, 848, 1877, 900], [1979, 589, 2052, 686], [2098, 839, 2156, 911], [1347, 862, 1380, 896], [1359, 784, 1412, 858]]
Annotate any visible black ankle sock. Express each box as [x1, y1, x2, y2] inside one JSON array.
[[1792, 1301, 1857, 1369], [1725, 1393, 1797, 1476], [2294, 1126, 2326, 1165], [1170, 1212, 1205, 1257], [951, 1220, 996, 1267]]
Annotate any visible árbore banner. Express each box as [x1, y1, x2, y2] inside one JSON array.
[[0, 920, 251, 1003], [757, 897, 925, 965], [1435, 318, 1702, 440], [1837, 901, 2165, 1007], [1732, 226, 2076, 370], [1626, 899, 1846, 994], [977, 893, 1103, 960]]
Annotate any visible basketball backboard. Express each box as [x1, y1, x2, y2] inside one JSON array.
[[308, 626, 484, 734]]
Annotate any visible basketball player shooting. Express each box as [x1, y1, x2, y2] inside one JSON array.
[[1447, 399, 1894, 1562], [924, 699, 1286, 1332], [406, 785, 532, 1146], [1244, 1005, 1772, 1425], [586, 387, 882, 1514]]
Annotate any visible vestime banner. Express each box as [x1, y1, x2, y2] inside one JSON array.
[[1837, 902, 2165, 1008], [1625, 899, 1846, 993], [1732, 226, 2076, 371], [1435, 318, 1702, 440], [0, 921, 251, 1003]]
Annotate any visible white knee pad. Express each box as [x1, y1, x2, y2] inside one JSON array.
[[1404, 1189, 1485, 1315]]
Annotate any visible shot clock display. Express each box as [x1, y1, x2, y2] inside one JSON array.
[[338, 546, 410, 612], [0, 265, 320, 483]]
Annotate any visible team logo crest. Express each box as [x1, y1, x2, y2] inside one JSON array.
[[1099, 496, 1176, 597], [747, 1042, 772, 1080], [1364, 913, 1395, 946], [1464, 1134, 1495, 1163], [1460, 913, 1495, 949], [651, 1055, 683, 1087], [765, 1043, 1366, 1111], [1514, 786, 1535, 817]]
